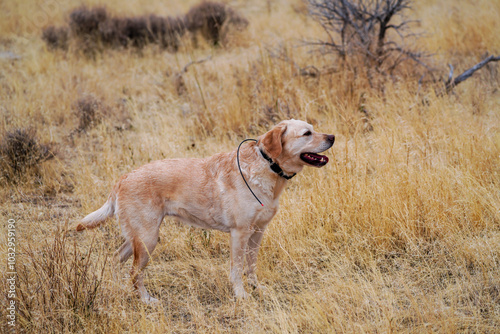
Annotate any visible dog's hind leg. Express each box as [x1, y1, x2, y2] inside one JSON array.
[[112, 240, 133, 281], [130, 229, 160, 304]]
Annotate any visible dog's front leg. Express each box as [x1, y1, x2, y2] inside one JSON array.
[[230, 228, 252, 299], [245, 228, 266, 290]]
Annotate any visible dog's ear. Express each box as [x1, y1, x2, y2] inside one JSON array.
[[259, 122, 287, 159]]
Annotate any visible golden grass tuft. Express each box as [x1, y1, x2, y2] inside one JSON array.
[[0, 0, 499, 332]]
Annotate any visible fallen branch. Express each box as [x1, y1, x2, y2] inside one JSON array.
[[446, 54, 500, 93], [181, 55, 212, 73], [174, 56, 212, 99]]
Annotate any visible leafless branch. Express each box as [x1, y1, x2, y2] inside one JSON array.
[[172, 56, 213, 98], [446, 55, 500, 92], [181, 55, 213, 73]]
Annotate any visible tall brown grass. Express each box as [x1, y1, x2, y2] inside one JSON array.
[[0, 0, 499, 332]]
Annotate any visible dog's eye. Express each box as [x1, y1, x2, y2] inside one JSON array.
[[303, 131, 312, 136]]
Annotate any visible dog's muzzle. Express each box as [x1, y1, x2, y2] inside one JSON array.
[[299, 135, 335, 167]]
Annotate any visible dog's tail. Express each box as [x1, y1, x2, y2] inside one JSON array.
[[76, 194, 115, 231]]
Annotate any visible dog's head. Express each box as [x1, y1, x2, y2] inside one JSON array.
[[258, 119, 335, 175]]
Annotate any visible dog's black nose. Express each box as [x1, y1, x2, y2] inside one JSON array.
[[327, 134, 335, 144]]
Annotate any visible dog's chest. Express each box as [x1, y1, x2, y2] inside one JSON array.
[[250, 200, 280, 229]]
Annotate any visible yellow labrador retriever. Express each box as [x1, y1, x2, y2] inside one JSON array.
[[77, 120, 335, 302]]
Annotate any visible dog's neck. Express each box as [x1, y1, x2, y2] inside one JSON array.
[[259, 149, 296, 180]]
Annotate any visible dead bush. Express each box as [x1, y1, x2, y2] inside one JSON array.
[[15, 231, 109, 332], [102, 15, 186, 50], [68, 6, 109, 54], [43, 3, 247, 52], [73, 95, 104, 133], [69, 6, 108, 37], [66, 6, 186, 51], [147, 15, 186, 50], [42, 26, 69, 50], [0, 128, 54, 177], [101, 16, 145, 48], [184, 1, 248, 45], [308, 0, 428, 79]]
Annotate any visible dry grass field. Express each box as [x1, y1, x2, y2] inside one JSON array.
[[1, 0, 499, 332]]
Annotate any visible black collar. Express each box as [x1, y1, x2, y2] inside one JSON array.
[[259, 149, 296, 180]]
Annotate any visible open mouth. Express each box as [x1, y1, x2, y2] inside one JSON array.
[[300, 153, 329, 167]]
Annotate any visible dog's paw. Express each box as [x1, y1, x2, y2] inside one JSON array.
[[142, 295, 160, 305], [248, 278, 267, 292], [252, 283, 268, 292]]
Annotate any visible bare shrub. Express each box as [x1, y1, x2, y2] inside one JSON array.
[[42, 26, 69, 50], [73, 95, 104, 133], [105, 16, 151, 48], [15, 231, 108, 332], [68, 6, 109, 54], [308, 0, 427, 77], [66, 6, 186, 52], [69, 6, 108, 37], [0, 128, 54, 177], [145, 15, 186, 50], [185, 1, 248, 45], [102, 15, 186, 50], [43, 3, 247, 52]]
